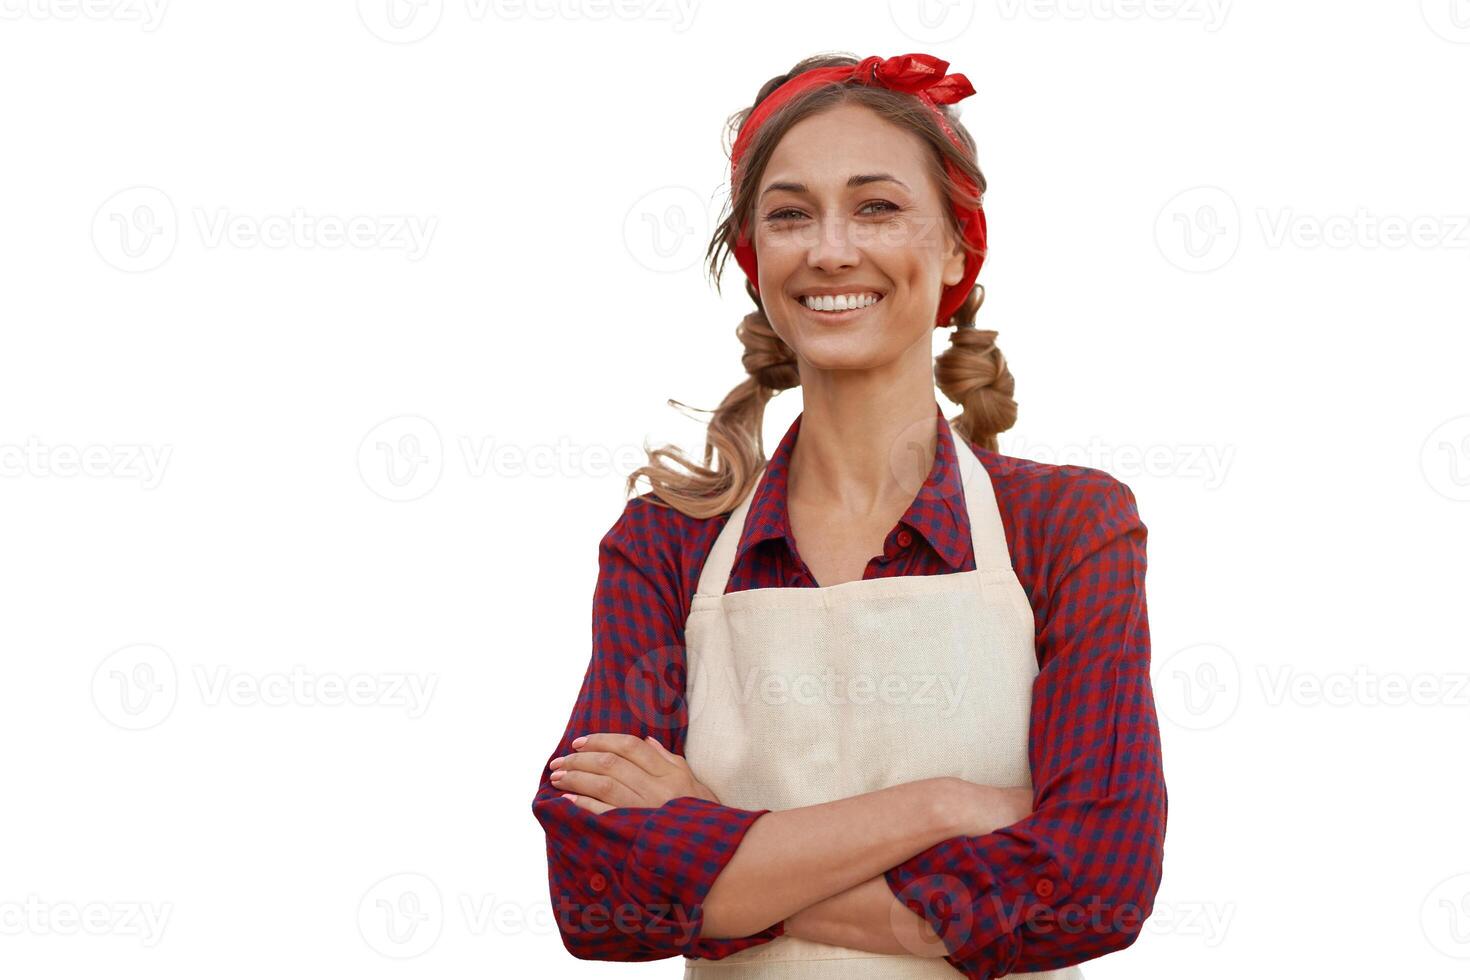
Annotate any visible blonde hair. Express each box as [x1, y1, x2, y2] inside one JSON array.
[[626, 53, 1017, 519]]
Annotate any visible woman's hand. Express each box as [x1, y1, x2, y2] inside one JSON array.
[[549, 732, 720, 815], [939, 778, 1035, 838]]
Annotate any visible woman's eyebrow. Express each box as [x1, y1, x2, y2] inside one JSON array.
[[759, 173, 911, 199]]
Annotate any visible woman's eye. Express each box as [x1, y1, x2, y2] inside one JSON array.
[[765, 201, 900, 223]]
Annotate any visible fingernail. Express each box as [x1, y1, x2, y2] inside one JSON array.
[[561, 793, 577, 802], [571, 736, 587, 748]]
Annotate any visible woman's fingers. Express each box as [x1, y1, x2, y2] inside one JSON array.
[[643, 734, 681, 765], [549, 755, 641, 807], [549, 731, 703, 811], [576, 732, 670, 777], [551, 732, 668, 804], [562, 792, 615, 815]]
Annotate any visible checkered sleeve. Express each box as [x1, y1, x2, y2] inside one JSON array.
[[883, 471, 1168, 978], [531, 495, 787, 961]]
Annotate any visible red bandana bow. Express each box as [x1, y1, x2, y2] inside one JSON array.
[[730, 53, 987, 327]]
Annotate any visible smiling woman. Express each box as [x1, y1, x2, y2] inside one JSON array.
[[531, 51, 1166, 980]]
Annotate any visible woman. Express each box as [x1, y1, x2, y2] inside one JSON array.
[[531, 52, 1167, 979]]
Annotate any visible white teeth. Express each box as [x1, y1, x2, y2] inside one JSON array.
[[801, 292, 881, 311]]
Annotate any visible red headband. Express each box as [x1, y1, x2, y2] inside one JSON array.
[[730, 53, 987, 327]]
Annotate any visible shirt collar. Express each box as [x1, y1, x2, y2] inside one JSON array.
[[734, 401, 971, 573]]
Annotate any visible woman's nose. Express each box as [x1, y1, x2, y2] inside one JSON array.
[[805, 215, 861, 270]]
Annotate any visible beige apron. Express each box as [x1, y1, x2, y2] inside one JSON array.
[[680, 420, 1082, 979]]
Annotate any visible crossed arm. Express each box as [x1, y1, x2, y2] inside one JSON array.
[[531, 474, 1166, 976]]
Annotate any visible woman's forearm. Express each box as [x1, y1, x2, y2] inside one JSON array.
[[783, 874, 948, 957], [778, 781, 1036, 954], [697, 777, 959, 940]]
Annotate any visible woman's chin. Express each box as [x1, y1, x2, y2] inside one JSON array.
[[787, 333, 902, 372]]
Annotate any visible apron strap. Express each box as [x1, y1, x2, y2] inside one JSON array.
[[694, 464, 765, 598], [947, 420, 1016, 571]]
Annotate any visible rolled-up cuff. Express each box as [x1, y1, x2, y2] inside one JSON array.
[[885, 846, 1072, 968], [622, 796, 777, 956]]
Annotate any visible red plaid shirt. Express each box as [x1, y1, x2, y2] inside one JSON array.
[[532, 401, 1167, 978]]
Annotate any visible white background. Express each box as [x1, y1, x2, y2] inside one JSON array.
[[2, 1, 1468, 977]]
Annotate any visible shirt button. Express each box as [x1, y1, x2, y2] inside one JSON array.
[[589, 872, 607, 894], [896, 530, 913, 548]]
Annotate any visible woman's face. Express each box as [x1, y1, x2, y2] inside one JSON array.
[[752, 101, 966, 373]]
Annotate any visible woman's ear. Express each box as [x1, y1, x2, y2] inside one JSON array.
[[942, 232, 967, 288]]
